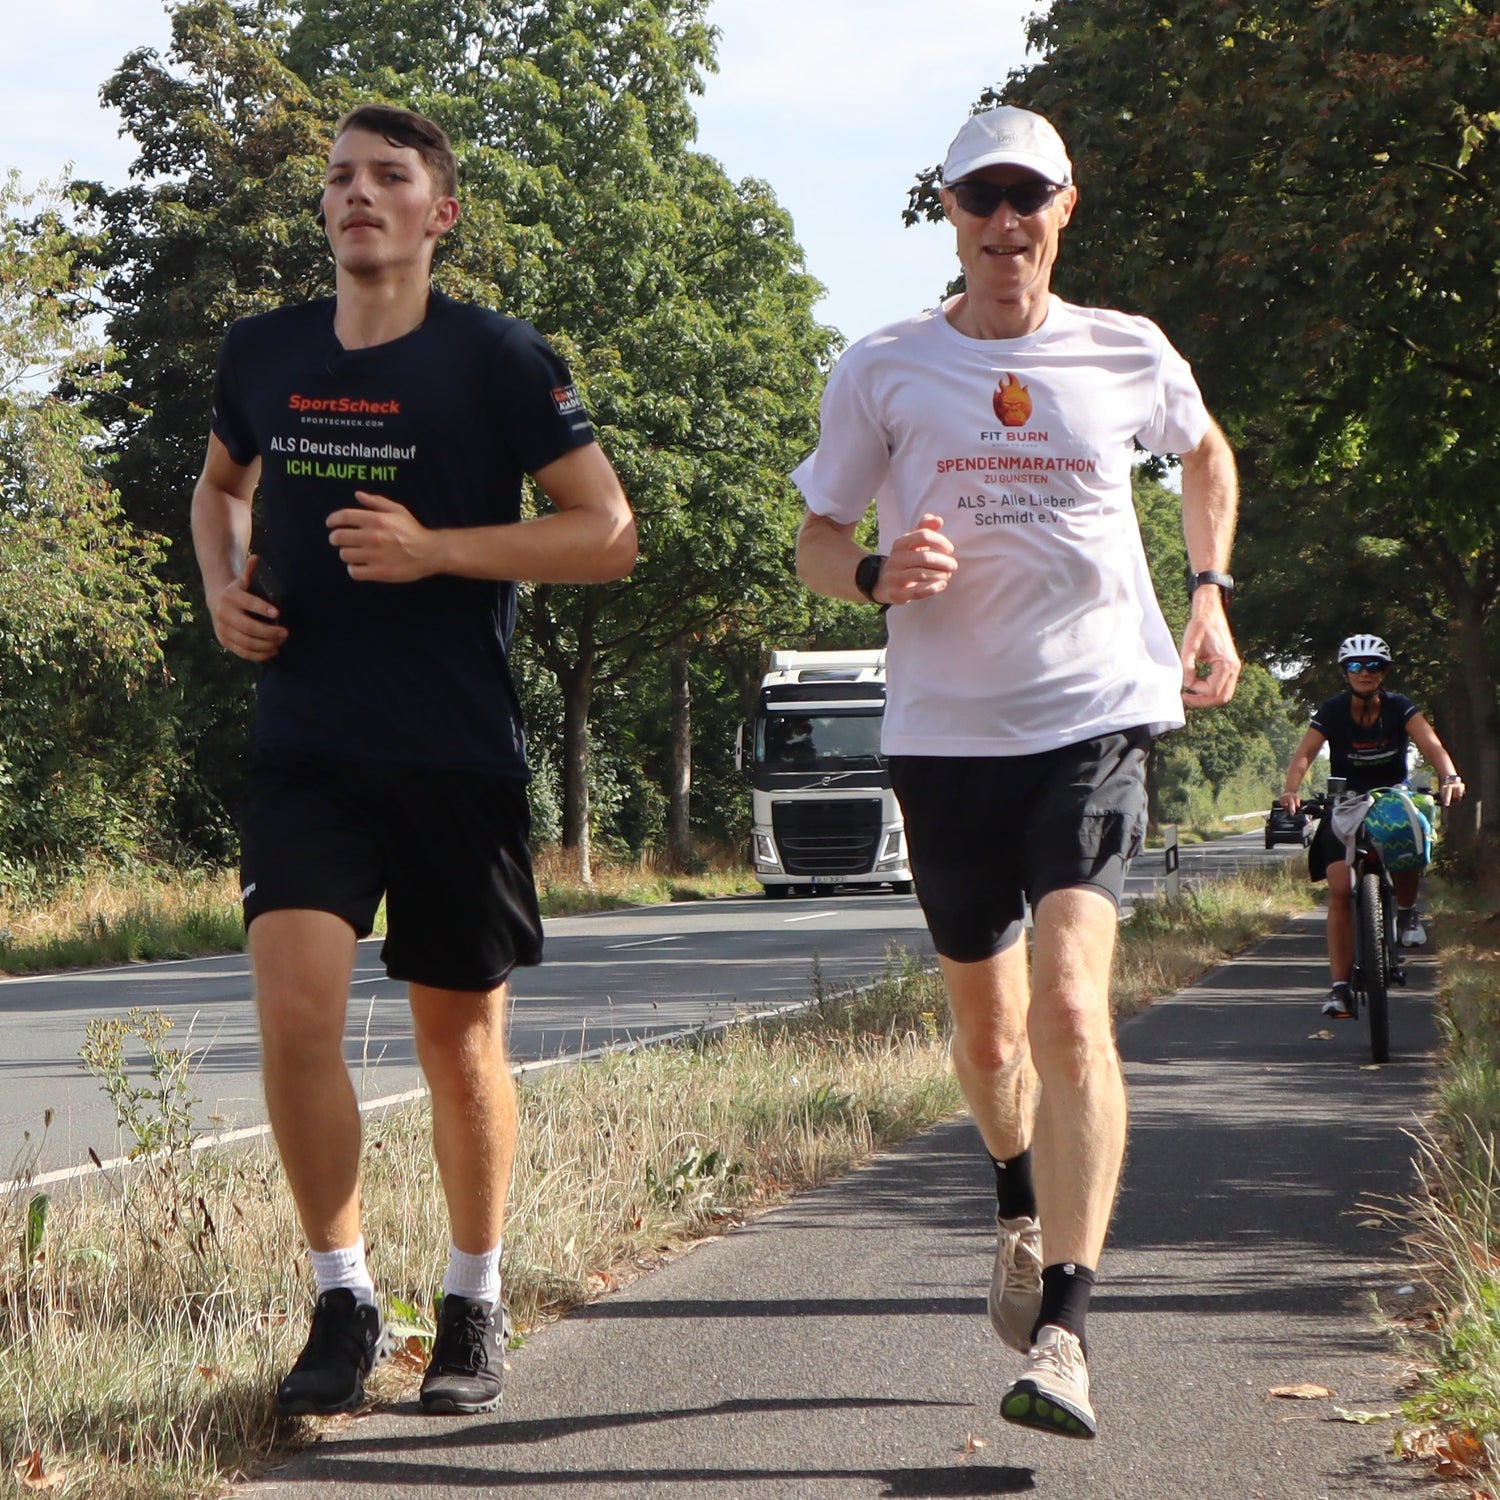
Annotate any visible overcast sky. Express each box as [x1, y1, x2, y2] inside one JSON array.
[[0, 0, 1037, 341]]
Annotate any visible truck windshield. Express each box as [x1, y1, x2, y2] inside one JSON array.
[[756, 712, 883, 770]]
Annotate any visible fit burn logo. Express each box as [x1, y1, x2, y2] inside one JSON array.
[[993, 374, 1033, 428]]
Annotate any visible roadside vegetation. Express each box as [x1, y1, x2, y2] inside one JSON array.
[[0, 849, 759, 977], [1395, 871, 1500, 1496], [0, 862, 1309, 1498]]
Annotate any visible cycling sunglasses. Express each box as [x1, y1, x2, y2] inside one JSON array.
[[949, 179, 1064, 219], [1343, 659, 1389, 675]]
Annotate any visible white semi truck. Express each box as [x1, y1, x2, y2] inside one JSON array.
[[740, 648, 913, 898]]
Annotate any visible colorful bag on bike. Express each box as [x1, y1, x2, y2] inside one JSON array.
[[1363, 788, 1433, 872]]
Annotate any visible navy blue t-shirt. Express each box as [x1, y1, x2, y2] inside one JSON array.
[[212, 291, 594, 773], [1309, 690, 1419, 791]]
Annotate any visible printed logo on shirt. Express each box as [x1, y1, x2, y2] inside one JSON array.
[[287, 394, 401, 415], [993, 373, 1032, 427], [551, 384, 584, 417]]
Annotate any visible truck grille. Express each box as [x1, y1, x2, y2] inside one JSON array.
[[772, 799, 881, 876]]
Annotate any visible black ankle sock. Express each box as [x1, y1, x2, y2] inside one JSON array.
[[990, 1149, 1037, 1222], [1034, 1262, 1097, 1356]]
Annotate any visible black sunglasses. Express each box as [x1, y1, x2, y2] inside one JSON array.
[[1344, 660, 1389, 675], [950, 179, 1063, 219]]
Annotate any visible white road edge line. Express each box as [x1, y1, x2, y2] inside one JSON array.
[[0, 996, 827, 1196]]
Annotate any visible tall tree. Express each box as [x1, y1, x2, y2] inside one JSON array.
[[914, 0, 1500, 858], [0, 175, 174, 874]]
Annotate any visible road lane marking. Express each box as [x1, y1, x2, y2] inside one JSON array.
[[605, 936, 685, 950], [783, 910, 839, 923]]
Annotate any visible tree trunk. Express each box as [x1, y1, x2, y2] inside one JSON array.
[[1412, 537, 1499, 869], [560, 657, 593, 886], [1145, 744, 1163, 837], [666, 646, 693, 869]]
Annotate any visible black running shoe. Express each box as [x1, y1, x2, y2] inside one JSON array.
[[419, 1294, 511, 1414], [275, 1289, 392, 1415]]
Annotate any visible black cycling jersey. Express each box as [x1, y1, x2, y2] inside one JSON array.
[[1309, 689, 1419, 792]]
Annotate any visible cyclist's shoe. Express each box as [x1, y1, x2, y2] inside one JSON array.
[[1001, 1324, 1096, 1439], [275, 1289, 393, 1415], [420, 1294, 510, 1414], [1321, 983, 1355, 1019], [1397, 908, 1427, 948], [988, 1215, 1044, 1352]]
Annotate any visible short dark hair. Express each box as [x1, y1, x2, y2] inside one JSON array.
[[333, 104, 458, 198]]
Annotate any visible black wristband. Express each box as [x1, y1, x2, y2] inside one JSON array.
[[1189, 569, 1234, 602], [854, 553, 886, 603]]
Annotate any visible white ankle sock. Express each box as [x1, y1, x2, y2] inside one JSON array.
[[443, 1241, 502, 1305], [309, 1238, 377, 1308]]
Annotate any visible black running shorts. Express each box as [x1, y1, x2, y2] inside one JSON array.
[[238, 752, 543, 991], [888, 727, 1152, 964]]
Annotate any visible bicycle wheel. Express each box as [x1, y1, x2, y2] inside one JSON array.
[[1358, 869, 1390, 1063]]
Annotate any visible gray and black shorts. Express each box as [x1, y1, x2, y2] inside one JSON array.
[[888, 727, 1152, 963], [238, 751, 544, 991]]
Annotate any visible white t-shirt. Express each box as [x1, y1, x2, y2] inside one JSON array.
[[792, 295, 1210, 757]]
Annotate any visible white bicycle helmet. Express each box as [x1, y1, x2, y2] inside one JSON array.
[[1337, 633, 1392, 664]]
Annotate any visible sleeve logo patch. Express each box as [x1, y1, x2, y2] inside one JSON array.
[[551, 384, 584, 417]]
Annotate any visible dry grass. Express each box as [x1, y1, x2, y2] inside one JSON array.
[[0, 848, 759, 978], [530, 843, 759, 914], [0, 867, 244, 975], [1390, 873, 1500, 1495]]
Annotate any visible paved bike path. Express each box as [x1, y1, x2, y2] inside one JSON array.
[[245, 913, 1459, 1499]]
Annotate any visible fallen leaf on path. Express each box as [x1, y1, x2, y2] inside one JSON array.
[[390, 1335, 428, 1372], [1310, 1029, 1336, 1040], [16, 1451, 69, 1491], [1331, 1407, 1396, 1424], [1270, 1383, 1334, 1400], [959, 1433, 986, 1461]]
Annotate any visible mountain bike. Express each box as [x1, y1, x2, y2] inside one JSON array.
[[1305, 778, 1407, 1064]]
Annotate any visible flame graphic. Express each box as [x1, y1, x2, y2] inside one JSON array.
[[993, 374, 1032, 427]]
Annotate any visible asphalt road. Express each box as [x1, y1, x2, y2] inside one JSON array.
[[244, 911, 1455, 1500], [0, 832, 1292, 1180]]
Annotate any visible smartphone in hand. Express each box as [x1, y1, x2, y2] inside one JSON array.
[[246, 556, 284, 607]]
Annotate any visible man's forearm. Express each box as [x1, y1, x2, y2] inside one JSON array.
[[427, 506, 636, 585], [1179, 420, 1238, 572], [795, 511, 869, 602], [191, 479, 252, 599]]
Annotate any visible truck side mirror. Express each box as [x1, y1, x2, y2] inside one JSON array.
[[734, 722, 746, 772]]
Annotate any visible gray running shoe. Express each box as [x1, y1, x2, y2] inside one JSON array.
[[1321, 983, 1355, 1019], [1397, 908, 1427, 947], [420, 1294, 511, 1414], [1001, 1324, 1097, 1439], [987, 1214, 1043, 1352]]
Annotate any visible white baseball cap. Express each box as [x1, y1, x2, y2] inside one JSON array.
[[940, 106, 1073, 187]]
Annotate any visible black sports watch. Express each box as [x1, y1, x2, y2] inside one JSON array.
[[1189, 570, 1235, 602], [854, 553, 886, 603]]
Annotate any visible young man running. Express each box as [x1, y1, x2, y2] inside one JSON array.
[[192, 104, 635, 1416], [794, 105, 1241, 1438]]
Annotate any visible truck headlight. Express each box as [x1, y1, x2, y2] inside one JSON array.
[[754, 833, 781, 869], [875, 830, 905, 867]]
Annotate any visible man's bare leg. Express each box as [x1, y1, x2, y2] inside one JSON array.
[[939, 937, 1036, 1161], [410, 981, 517, 1415], [250, 909, 361, 1250], [408, 982, 517, 1254], [1025, 887, 1126, 1270]]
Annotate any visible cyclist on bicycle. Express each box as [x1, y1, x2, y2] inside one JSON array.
[[1279, 634, 1464, 1017]]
